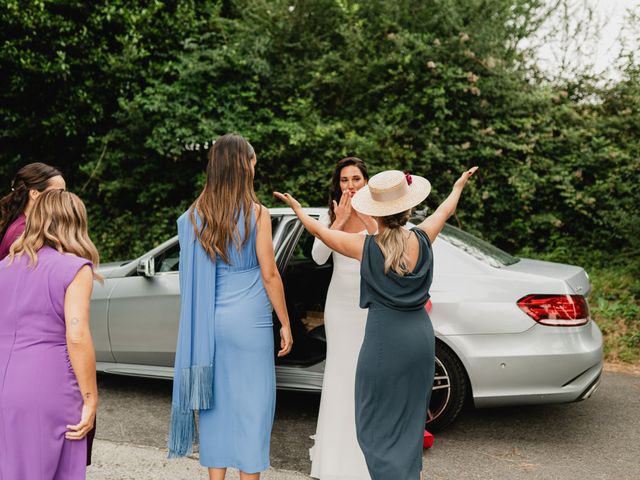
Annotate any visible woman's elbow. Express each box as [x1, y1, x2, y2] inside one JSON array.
[[66, 331, 90, 347], [261, 269, 281, 286]]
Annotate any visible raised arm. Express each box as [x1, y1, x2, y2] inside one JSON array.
[[254, 203, 293, 357], [274, 192, 366, 261], [417, 166, 478, 243], [64, 264, 98, 440]]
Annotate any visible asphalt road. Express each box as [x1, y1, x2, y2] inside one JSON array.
[[95, 370, 640, 479]]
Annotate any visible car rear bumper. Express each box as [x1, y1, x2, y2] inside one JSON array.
[[440, 320, 604, 408]]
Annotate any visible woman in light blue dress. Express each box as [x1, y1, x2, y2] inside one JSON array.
[[168, 133, 293, 480]]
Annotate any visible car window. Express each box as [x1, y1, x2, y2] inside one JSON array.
[[292, 229, 317, 262], [438, 224, 519, 268], [149, 215, 282, 274], [271, 214, 282, 233], [155, 243, 180, 273]]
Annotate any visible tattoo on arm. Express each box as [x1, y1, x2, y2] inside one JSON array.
[[84, 392, 92, 399]]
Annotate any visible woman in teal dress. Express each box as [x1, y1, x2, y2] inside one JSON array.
[[168, 134, 293, 480], [275, 166, 477, 479]]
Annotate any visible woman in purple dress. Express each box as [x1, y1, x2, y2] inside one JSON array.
[[0, 189, 100, 480], [0, 162, 66, 260]]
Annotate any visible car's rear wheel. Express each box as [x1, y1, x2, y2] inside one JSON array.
[[426, 342, 468, 432]]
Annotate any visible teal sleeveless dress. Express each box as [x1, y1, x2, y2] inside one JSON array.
[[355, 227, 435, 479]]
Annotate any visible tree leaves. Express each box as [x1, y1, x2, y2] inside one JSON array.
[[0, 0, 637, 266]]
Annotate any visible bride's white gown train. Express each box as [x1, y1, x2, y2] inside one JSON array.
[[309, 213, 371, 480]]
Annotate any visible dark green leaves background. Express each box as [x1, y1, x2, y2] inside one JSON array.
[[1, 0, 638, 265]]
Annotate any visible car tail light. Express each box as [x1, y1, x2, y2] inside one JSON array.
[[517, 294, 590, 326]]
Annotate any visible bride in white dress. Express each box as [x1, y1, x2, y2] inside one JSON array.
[[310, 158, 377, 480]]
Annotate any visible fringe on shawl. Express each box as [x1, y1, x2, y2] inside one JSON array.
[[167, 365, 214, 458]]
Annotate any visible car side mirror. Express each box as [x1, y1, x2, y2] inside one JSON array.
[[137, 257, 155, 277]]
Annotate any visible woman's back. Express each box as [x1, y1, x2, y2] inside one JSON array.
[[0, 247, 90, 340], [359, 228, 433, 312], [177, 206, 259, 275], [214, 206, 259, 271]]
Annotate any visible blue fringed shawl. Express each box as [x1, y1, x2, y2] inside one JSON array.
[[168, 210, 216, 458]]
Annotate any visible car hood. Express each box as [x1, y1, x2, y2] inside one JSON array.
[[503, 258, 591, 295]]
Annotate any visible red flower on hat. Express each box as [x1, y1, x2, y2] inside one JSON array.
[[405, 172, 413, 186]]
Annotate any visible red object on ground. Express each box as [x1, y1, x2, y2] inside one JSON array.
[[424, 430, 435, 448]]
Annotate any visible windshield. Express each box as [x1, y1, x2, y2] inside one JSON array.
[[438, 224, 519, 267]]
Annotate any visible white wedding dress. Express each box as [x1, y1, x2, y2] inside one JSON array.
[[309, 212, 371, 480]]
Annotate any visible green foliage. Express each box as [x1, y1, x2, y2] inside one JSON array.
[[590, 266, 640, 364], [1, 1, 638, 360]]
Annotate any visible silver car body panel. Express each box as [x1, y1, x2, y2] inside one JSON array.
[[503, 258, 591, 295], [274, 362, 325, 391], [437, 322, 602, 407], [94, 361, 327, 393], [92, 207, 603, 408]]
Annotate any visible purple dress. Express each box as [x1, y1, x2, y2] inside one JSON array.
[[0, 214, 26, 260], [0, 246, 92, 480]]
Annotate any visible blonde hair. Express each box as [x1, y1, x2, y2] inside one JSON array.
[[8, 189, 102, 281], [191, 133, 261, 264], [375, 209, 412, 275]]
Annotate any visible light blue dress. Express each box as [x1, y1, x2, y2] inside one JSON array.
[[194, 208, 275, 472]]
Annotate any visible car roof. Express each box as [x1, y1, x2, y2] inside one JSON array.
[[269, 207, 327, 216]]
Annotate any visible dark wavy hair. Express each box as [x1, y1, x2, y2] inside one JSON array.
[[328, 157, 369, 224], [0, 162, 63, 240]]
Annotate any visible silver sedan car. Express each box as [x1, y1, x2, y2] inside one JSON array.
[[91, 208, 603, 431]]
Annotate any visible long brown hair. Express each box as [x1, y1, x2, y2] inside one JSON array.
[[376, 209, 412, 275], [328, 157, 369, 224], [0, 162, 63, 239], [191, 133, 260, 264], [8, 190, 102, 280]]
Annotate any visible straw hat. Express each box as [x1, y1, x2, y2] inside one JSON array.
[[351, 170, 431, 217]]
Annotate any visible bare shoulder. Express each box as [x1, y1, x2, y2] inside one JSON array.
[[254, 204, 272, 237], [254, 203, 269, 219], [73, 264, 94, 283]]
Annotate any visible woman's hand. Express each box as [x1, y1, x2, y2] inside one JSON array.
[[454, 166, 479, 191], [417, 166, 479, 243], [273, 192, 302, 212], [331, 191, 352, 229], [278, 325, 293, 357], [274, 190, 366, 260], [66, 401, 97, 440]]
